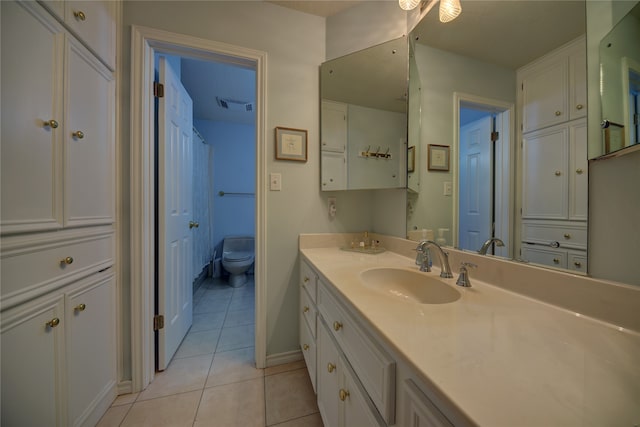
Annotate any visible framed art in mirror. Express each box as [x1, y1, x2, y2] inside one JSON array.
[[275, 126, 307, 162], [427, 144, 449, 171]]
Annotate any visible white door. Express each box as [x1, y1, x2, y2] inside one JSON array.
[[158, 56, 193, 370], [459, 116, 492, 252]]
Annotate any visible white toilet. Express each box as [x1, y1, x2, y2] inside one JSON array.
[[221, 236, 254, 288]]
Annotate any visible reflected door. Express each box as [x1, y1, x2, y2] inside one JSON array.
[[459, 115, 492, 252]]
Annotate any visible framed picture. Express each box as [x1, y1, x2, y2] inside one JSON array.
[[603, 121, 625, 154], [407, 146, 416, 173], [275, 126, 308, 162], [427, 144, 450, 171]]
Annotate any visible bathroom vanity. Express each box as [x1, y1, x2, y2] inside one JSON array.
[[299, 234, 640, 427]]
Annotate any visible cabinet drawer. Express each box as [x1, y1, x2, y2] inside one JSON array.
[[521, 244, 566, 269], [301, 286, 317, 338], [568, 253, 587, 274], [300, 314, 317, 393], [300, 259, 318, 304], [522, 221, 587, 249], [1, 231, 114, 309], [318, 281, 395, 424]]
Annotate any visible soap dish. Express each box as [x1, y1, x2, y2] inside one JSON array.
[[340, 246, 386, 254]]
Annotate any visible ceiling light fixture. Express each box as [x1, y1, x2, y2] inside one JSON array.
[[439, 0, 462, 22], [398, 0, 421, 11]]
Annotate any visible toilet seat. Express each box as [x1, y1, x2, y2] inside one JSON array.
[[223, 251, 252, 262]]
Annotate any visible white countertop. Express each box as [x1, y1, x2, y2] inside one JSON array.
[[300, 247, 640, 427]]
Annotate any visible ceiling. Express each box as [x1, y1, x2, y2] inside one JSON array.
[[266, 0, 363, 17]]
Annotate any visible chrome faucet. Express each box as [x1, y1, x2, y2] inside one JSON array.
[[416, 240, 453, 278], [478, 237, 505, 255], [456, 262, 477, 287]]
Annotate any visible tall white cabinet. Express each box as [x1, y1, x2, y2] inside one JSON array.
[[518, 36, 588, 273], [1, 1, 117, 426]]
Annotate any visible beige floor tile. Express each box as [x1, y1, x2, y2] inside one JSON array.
[[265, 368, 319, 425], [194, 377, 265, 427], [194, 296, 231, 314], [224, 307, 254, 327], [111, 392, 139, 406], [228, 295, 254, 311], [192, 311, 227, 332], [121, 390, 201, 427], [138, 355, 212, 401], [264, 359, 306, 377], [206, 347, 263, 387], [269, 412, 324, 427], [96, 404, 131, 427], [173, 329, 220, 359], [216, 324, 254, 352]]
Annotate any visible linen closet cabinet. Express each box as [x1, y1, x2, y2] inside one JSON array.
[[1, 1, 117, 426]]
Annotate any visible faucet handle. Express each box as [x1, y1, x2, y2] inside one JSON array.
[[460, 262, 477, 269], [456, 262, 476, 287]]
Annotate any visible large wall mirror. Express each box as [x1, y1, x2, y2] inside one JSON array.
[[592, 1, 640, 157], [407, 1, 588, 273], [320, 37, 408, 191]]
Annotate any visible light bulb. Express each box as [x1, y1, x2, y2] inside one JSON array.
[[439, 0, 462, 22], [399, 0, 421, 11]]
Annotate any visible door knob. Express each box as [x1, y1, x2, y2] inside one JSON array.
[[189, 221, 199, 229]]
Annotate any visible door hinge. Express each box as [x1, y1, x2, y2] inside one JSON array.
[[521, 82, 524, 91], [153, 314, 165, 331], [153, 82, 164, 98], [491, 131, 500, 142]]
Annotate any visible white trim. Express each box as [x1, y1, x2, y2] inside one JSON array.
[[452, 92, 515, 257], [130, 25, 268, 392], [117, 380, 132, 396], [265, 350, 304, 368]]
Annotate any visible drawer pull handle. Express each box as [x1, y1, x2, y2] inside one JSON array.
[[554, 170, 562, 176], [73, 10, 86, 21], [75, 303, 86, 312], [61, 256, 74, 265], [73, 130, 85, 139], [576, 168, 583, 174], [303, 277, 309, 283], [553, 258, 560, 264], [327, 363, 336, 373], [574, 261, 582, 267], [576, 104, 584, 110], [46, 318, 60, 328], [44, 119, 59, 129], [333, 321, 343, 331], [303, 344, 309, 351], [339, 389, 350, 401], [303, 306, 309, 313], [555, 111, 562, 116], [563, 233, 571, 239]]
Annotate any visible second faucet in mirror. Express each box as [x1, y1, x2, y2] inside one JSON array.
[[478, 238, 505, 255]]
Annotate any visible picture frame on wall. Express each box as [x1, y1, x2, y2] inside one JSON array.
[[408, 146, 416, 173], [427, 144, 449, 171], [275, 126, 308, 162]]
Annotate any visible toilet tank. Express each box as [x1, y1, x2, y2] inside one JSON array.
[[223, 236, 254, 253]]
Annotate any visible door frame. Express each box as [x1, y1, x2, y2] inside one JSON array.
[[130, 25, 267, 392], [453, 92, 514, 257]]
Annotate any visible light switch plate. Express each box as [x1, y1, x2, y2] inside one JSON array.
[[443, 181, 452, 196], [270, 173, 282, 191]]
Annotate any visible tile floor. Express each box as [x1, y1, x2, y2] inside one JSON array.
[[97, 276, 323, 427]]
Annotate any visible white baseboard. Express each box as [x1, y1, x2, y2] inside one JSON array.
[[117, 380, 133, 396], [265, 349, 303, 367]]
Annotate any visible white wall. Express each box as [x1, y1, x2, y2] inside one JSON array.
[[119, 1, 383, 380], [588, 146, 640, 285], [191, 127, 214, 280], [407, 43, 516, 241]]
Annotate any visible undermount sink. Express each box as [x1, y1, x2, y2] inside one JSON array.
[[359, 268, 461, 304]]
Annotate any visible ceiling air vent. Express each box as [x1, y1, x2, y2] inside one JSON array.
[[216, 97, 253, 112]]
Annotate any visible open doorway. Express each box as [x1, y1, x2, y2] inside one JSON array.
[[130, 26, 267, 392], [454, 93, 514, 258]]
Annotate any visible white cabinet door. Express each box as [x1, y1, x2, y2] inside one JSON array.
[[1, 1, 64, 234], [340, 356, 386, 427], [569, 48, 587, 121], [66, 274, 116, 427], [1, 294, 66, 427], [65, 37, 115, 227], [569, 119, 588, 220], [521, 58, 569, 132], [317, 321, 340, 427], [521, 245, 567, 269], [65, 1, 116, 69], [321, 151, 347, 191], [522, 125, 569, 219], [321, 100, 347, 152]]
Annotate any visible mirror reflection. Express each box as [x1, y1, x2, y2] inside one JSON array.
[[598, 1, 640, 155], [407, 1, 588, 273], [320, 37, 408, 191]]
